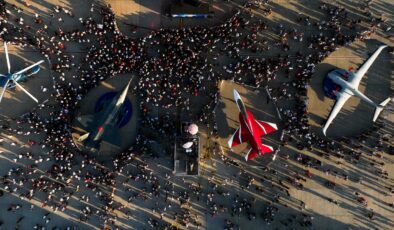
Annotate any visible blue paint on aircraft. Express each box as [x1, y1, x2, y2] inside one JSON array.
[[95, 91, 133, 127]]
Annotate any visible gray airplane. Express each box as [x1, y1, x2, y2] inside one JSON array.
[[76, 80, 132, 151]]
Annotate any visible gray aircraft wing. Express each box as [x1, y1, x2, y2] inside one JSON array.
[[349, 45, 387, 88], [322, 91, 352, 136]]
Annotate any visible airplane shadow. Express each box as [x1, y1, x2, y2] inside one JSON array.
[[214, 100, 231, 139]]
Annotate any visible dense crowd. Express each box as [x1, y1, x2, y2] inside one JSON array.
[[0, 0, 392, 229]]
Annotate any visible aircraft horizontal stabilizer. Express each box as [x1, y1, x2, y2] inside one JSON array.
[[245, 148, 259, 161], [228, 126, 248, 148], [78, 132, 90, 142], [245, 144, 274, 161], [373, 97, 391, 122], [260, 144, 274, 154]]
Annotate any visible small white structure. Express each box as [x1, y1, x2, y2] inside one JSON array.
[[182, 141, 194, 149]]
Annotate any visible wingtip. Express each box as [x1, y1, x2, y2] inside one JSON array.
[[380, 97, 391, 106], [268, 122, 278, 131], [322, 128, 327, 136]]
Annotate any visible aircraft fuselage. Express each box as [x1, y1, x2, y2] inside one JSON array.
[[87, 95, 124, 146], [239, 111, 262, 153], [324, 69, 377, 107]]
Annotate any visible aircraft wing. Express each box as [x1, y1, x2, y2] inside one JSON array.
[[102, 124, 122, 147], [322, 92, 352, 136], [244, 144, 274, 161], [350, 45, 387, 87], [76, 114, 95, 129], [255, 120, 277, 136]]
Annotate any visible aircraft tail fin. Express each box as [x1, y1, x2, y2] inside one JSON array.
[[245, 148, 259, 161], [78, 132, 90, 142], [373, 98, 391, 122]]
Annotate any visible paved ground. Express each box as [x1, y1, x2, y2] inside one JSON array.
[[0, 0, 393, 230]]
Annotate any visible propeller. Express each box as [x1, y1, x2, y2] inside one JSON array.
[[12, 76, 38, 103], [4, 42, 11, 74], [0, 79, 10, 103], [14, 60, 44, 75]]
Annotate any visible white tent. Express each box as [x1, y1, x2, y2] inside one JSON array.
[[188, 123, 199, 135], [182, 141, 194, 149]]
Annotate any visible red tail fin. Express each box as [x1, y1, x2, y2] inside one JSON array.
[[259, 144, 274, 154]]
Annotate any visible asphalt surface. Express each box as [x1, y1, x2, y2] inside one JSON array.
[[0, 0, 393, 230]]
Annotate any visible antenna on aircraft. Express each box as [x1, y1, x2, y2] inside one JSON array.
[[0, 41, 44, 103]]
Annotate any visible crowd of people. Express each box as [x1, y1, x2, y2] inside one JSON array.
[[0, 0, 392, 229]]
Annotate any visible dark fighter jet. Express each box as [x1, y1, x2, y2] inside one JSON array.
[[76, 79, 132, 151]]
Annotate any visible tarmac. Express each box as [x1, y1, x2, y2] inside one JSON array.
[[0, 0, 393, 230]]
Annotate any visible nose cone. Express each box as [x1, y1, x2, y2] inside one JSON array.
[[116, 79, 132, 106], [233, 89, 242, 101], [233, 89, 247, 116]]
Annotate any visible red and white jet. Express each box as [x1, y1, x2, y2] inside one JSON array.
[[228, 90, 278, 161]]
